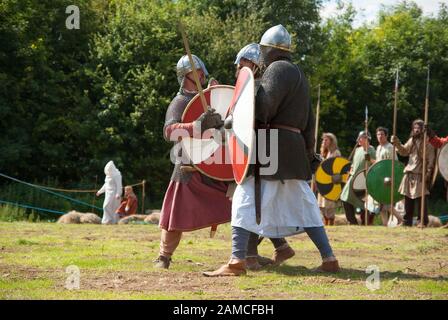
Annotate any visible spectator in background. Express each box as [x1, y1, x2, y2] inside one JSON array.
[[96, 161, 122, 224], [116, 185, 138, 219], [317, 133, 341, 226]]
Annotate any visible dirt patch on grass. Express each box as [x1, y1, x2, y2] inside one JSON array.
[[1, 222, 447, 299]]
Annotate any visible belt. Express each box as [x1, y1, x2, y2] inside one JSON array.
[[258, 123, 302, 134], [180, 165, 197, 173]]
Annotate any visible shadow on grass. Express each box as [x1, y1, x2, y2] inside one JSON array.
[[266, 264, 447, 281]]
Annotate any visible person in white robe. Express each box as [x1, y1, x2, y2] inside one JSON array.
[[96, 161, 122, 224]]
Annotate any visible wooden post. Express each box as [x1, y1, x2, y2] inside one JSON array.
[[141, 180, 146, 215], [391, 69, 399, 223], [92, 175, 98, 214], [179, 22, 208, 113], [421, 66, 430, 229]]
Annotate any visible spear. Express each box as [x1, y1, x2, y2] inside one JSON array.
[[179, 22, 208, 113], [421, 66, 430, 229], [390, 69, 399, 223], [310, 84, 321, 193], [314, 84, 321, 153], [364, 105, 369, 226]]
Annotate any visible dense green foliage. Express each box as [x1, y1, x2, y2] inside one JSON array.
[[0, 0, 447, 215], [312, 2, 448, 154]]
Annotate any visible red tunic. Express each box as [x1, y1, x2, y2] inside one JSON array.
[[429, 136, 448, 149], [159, 93, 231, 232], [159, 171, 231, 231], [116, 194, 138, 216]]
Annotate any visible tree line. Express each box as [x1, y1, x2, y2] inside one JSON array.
[[1, 0, 447, 206]]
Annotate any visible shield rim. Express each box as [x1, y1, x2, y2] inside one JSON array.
[[352, 169, 367, 191], [366, 159, 405, 204], [438, 143, 448, 182], [315, 156, 351, 201], [181, 84, 236, 182], [181, 84, 235, 121], [351, 169, 367, 203], [226, 67, 255, 185]]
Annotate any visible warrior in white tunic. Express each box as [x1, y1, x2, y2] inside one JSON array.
[[204, 25, 340, 277], [233, 43, 296, 270]]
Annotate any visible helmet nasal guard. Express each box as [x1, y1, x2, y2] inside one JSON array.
[[176, 54, 209, 87]]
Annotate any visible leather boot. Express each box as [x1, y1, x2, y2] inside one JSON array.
[[246, 257, 262, 271], [257, 255, 274, 266], [314, 259, 340, 273], [272, 246, 295, 266], [154, 255, 171, 269], [202, 259, 246, 277]]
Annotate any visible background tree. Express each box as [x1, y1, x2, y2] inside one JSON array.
[[0, 0, 446, 214]]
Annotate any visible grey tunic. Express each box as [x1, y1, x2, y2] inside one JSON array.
[[255, 56, 315, 181]]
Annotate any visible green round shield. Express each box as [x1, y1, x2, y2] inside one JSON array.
[[366, 159, 405, 204]]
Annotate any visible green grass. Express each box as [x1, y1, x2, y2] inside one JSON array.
[[0, 220, 447, 300]]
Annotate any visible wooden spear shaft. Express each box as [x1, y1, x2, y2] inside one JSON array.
[[179, 22, 208, 113], [310, 84, 321, 192], [421, 66, 430, 229], [364, 106, 369, 226], [314, 84, 321, 152], [391, 69, 399, 222]]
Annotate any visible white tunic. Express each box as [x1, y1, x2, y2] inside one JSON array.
[[231, 177, 323, 238], [97, 161, 122, 224]]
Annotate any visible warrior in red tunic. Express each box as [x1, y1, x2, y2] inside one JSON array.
[[425, 125, 448, 149], [154, 55, 231, 269]]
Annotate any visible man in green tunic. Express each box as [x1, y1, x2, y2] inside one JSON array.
[[340, 131, 376, 225]]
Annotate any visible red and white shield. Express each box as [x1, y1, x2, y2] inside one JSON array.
[[226, 67, 255, 185], [181, 85, 235, 181]]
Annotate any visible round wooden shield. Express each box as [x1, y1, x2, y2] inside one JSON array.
[[366, 159, 405, 204], [352, 169, 367, 202], [181, 85, 235, 181], [225, 67, 255, 185], [439, 143, 448, 182], [315, 156, 351, 201]]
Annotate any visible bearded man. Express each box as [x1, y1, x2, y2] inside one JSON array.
[[391, 119, 436, 227]]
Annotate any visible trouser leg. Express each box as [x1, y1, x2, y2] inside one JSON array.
[[247, 232, 259, 258], [380, 208, 389, 226], [360, 211, 375, 225], [304, 227, 334, 259], [231, 226, 251, 260], [343, 201, 358, 225], [270, 237, 287, 249], [159, 229, 182, 258], [404, 196, 415, 226], [324, 208, 336, 225]]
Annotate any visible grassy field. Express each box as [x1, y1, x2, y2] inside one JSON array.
[[0, 219, 447, 300]]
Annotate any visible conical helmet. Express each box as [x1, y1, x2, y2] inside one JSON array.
[[259, 24, 291, 52]]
